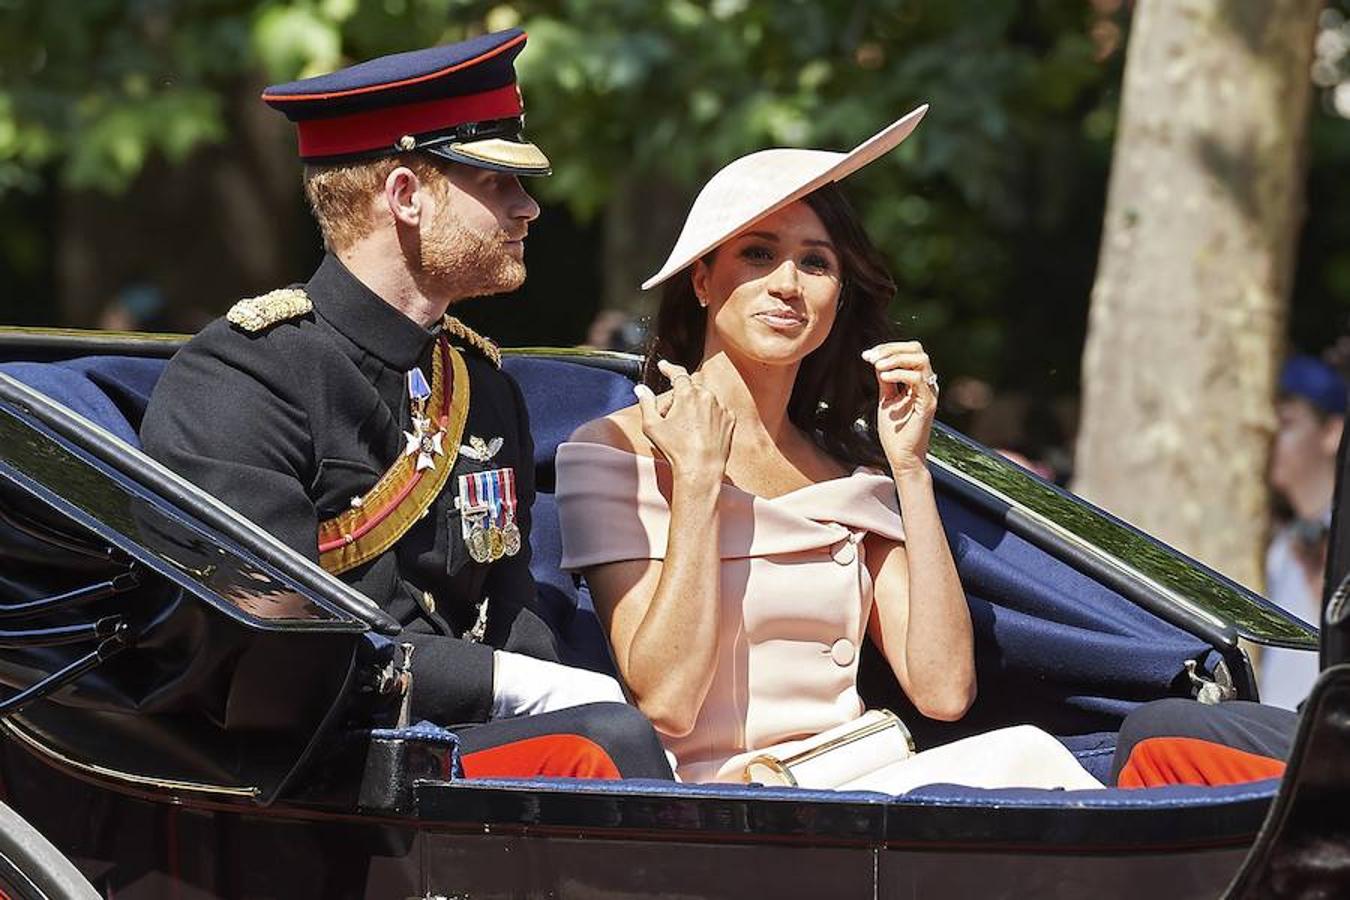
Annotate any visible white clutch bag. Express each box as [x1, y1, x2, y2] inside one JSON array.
[[743, 709, 916, 789]]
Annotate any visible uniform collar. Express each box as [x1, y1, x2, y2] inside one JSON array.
[[307, 253, 438, 370]]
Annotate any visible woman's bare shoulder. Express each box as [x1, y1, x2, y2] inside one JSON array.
[[568, 404, 649, 454]]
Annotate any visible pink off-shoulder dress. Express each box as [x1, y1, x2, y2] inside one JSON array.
[[555, 441, 1101, 792]]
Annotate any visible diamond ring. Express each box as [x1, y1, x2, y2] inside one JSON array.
[[924, 372, 939, 393]]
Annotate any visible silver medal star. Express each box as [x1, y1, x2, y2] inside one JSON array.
[[403, 417, 445, 471]]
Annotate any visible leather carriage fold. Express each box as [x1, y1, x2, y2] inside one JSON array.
[[0, 371, 390, 802]]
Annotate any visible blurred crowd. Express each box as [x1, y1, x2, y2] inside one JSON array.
[[1260, 352, 1347, 708]]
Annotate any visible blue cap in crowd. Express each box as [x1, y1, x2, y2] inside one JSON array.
[[1280, 354, 1348, 415]]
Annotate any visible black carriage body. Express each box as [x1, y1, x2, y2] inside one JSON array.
[[0, 328, 1324, 899]]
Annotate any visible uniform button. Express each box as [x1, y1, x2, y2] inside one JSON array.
[[830, 638, 856, 666], [421, 590, 436, 615], [831, 539, 857, 565]]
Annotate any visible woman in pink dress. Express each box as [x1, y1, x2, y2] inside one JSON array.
[[556, 110, 1100, 792]]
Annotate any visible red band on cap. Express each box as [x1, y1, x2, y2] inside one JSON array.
[[296, 83, 523, 159]]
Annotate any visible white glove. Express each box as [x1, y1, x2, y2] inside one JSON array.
[[490, 650, 627, 719]]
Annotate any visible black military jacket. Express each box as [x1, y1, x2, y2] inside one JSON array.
[[141, 253, 559, 726]]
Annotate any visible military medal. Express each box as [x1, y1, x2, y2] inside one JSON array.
[[459, 435, 503, 462], [458, 473, 492, 563], [402, 367, 445, 471], [502, 522, 522, 557], [467, 521, 492, 563], [499, 467, 521, 558], [457, 455, 521, 563]]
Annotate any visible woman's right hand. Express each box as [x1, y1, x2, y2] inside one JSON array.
[[633, 360, 735, 485]]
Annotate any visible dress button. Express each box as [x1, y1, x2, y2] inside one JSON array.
[[830, 638, 856, 667], [831, 539, 857, 565]]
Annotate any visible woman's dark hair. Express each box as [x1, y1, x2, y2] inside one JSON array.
[[643, 182, 897, 467]]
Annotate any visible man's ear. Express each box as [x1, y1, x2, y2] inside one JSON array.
[[384, 166, 423, 227]]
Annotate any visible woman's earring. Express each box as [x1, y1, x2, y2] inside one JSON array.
[[697, 294, 708, 308]]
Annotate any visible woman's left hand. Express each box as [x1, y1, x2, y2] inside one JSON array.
[[864, 341, 938, 476]]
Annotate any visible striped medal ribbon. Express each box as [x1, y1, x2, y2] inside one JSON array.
[[458, 467, 520, 563]]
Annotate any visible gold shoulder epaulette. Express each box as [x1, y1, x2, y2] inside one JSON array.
[[443, 315, 501, 369], [226, 288, 313, 333]]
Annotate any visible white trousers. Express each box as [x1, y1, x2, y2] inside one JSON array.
[[843, 724, 1104, 793]]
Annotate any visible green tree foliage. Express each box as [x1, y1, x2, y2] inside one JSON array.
[[1294, 5, 1350, 358], [1, 0, 237, 194], [511, 1, 1122, 390], [0, 0, 475, 194], [1, 0, 1128, 388]]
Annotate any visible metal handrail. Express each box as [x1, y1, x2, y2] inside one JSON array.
[[0, 569, 139, 619], [0, 624, 130, 718], [0, 615, 124, 648]]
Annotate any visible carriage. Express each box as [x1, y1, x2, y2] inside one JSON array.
[[0, 325, 1340, 899]]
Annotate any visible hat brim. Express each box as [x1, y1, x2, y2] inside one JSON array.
[[424, 137, 551, 176], [642, 105, 928, 290]]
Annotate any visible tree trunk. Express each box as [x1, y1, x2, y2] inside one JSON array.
[[1074, 0, 1321, 591], [602, 173, 691, 316], [56, 81, 310, 332]]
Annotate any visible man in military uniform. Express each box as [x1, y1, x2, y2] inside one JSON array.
[[141, 29, 671, 779]]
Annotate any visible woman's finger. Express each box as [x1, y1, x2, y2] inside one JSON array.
[[862, 341, 923, 362], [869, 351, 931, 372], [657, 359, 694, 391], [656, 358, 690, 378], [879, 368, 924, 385], [876, 367, 917, 404], [633, 383, 660, 423]]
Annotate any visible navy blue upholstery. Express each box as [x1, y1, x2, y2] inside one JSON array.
[[0, 353, 1221, 784], [501, 357, 637, 672], [879, 494, 1216, 751], [0, 357, 163, 446]]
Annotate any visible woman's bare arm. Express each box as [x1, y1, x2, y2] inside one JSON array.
[[866, 467, 975, 721], [863, 341, 975, 720], [583, 476, 722, 736], [571, 361, 734, 736]]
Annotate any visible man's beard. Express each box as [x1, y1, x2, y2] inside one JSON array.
[[418, 207, 526, 301]]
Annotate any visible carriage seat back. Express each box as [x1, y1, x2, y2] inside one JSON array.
[[0, 353, 628, 672]]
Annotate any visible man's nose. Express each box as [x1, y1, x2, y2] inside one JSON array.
[[508, 177, 541, 224]]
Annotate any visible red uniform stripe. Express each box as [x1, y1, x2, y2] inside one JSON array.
[[1117, 736, 1286, 788], [461, 734, 622, 780], [294, 83, 522, 159], [317, 469, 425, 552]]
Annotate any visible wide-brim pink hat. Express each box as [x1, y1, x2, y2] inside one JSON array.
[[642, 105, 928, 291]]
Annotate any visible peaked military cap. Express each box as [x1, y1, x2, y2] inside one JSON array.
[[261, 28, 550, 175]]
